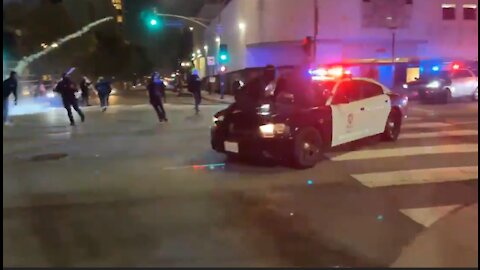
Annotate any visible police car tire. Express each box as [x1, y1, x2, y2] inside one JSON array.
[[382, 111, 401, 141], [292, 127, 323, 169]]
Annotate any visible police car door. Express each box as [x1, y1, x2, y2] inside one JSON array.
[[329, 80, 367, 147], [358, 79, 391, 137]]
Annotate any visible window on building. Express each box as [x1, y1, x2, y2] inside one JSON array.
[[442, 4, 456, 20], [112, 0, 122, 10], [463, 4, 477, 20]]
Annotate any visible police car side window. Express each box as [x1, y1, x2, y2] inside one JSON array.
[[360, 81, 384, 99], [333, 81, 362, 104]]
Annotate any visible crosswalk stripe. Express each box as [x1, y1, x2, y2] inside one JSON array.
[[399, 205, 462, 228], [450, 120, 478, 125], [351, 166, 478, 188], [399, 130, 478, 139], [327, 144, 478, 161], [404, 116, 423, 122], [403, 122, 451, 128]]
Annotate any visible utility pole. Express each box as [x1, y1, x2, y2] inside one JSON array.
[[313, 0, 318, 63]]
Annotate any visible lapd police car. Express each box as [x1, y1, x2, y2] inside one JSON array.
[[404, 64, 478, 103], [211, 67, 409, 168]]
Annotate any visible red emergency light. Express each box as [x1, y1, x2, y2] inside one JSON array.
[[452, 64, 460, 70], [310, 66, 351, 81]]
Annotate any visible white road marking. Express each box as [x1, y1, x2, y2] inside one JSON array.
[[403, 122, 452, 129], [399, 205, 462, 227], [399, 130, 478, 139], [404, 116, 423, 122], [327, 144, 478, 161], [450, 120, 478, 125], [351, 166, 478, 188], [410, 107, 436, 114]]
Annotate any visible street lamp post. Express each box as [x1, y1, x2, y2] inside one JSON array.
[[386, 16, 398, 87]]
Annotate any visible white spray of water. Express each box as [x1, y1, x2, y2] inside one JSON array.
[[14, 16, 114, 75]]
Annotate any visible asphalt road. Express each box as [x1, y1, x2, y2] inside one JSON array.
[[3, 91, 478, 267]]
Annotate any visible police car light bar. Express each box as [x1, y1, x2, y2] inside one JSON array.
[[310, 66, 351, 81]]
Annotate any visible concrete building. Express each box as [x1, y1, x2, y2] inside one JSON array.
[[197, 0, 478, 87]]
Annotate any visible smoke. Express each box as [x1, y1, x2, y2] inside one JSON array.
[[14, 17, 114, 75]]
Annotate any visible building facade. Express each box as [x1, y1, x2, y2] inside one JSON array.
[[198, 0, 478, 86]]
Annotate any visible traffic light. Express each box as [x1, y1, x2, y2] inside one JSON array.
[[143, 11, 162, 30], [219, 44, 229, 64], [302, 36, 314, 58]]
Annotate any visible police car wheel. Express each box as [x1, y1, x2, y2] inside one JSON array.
[[293, 127, 323, 169], [382, 111, 401, 141]]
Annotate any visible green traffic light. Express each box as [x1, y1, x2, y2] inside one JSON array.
[[150, 19, 158, 26]]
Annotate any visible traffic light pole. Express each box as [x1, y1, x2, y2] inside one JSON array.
[[152, 13, 209, 29]]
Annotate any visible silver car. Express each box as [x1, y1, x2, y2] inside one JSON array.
[[408, 68, 478, 103]]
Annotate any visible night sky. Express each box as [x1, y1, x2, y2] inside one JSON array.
[[124, 0, 207, 70]]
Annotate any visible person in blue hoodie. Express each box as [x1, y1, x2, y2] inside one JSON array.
[[94, 77, 112, 112]]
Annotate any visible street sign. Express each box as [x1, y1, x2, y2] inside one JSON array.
[[207, 56, 216, 66]]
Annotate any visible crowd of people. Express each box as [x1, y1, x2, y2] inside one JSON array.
[[3, 69, 205, 126]]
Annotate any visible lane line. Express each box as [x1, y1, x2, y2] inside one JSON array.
[[351, 166, 478, 188], [399, 204, 462, 228], [403, 122, 452, 129], [327, 144, 478, 161], [399, 130, 478, 139]]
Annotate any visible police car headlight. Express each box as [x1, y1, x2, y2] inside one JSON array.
[[426, 81, 441, 89], [402, 84, 408, 89], [259, 123, 289, 138], [213, 115, 224, 124], [258, 104, 271, 115]]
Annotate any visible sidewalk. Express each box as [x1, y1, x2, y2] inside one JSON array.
[[201, 91, 234, 104], [392, 203, 478, 267]]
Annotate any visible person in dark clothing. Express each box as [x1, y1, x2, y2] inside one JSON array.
[[79, 76, 91, 106], [147, 72, 168, 122], [3, 71, 18, 125], [54, 73, 85, 126], [95, 77, 112, 112], [188, 70, 202, 114]]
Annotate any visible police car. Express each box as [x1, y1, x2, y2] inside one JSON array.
[[404, 64, 478, 103], [211, 67, 409, 169]]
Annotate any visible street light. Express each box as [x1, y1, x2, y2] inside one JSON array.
[[189, 27, 194, 31], [238, 22, 246, 31], [51, 43, 58, 48]]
